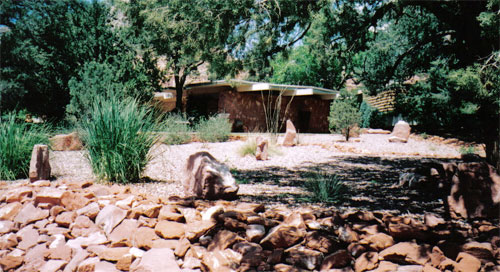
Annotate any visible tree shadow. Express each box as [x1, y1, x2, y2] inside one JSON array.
[[233, 155, 461, 216]]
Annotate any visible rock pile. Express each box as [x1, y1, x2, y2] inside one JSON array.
[[0, 180, 499, 271]]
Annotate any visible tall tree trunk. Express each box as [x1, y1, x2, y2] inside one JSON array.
[[486, 138, 500, 174], [174, 75, 186, 112]]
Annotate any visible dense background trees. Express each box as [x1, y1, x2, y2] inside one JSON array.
[[0, 0, 498, 169]]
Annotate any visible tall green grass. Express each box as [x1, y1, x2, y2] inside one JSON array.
[[162, 113, 192, 145], [302, 172, 346, 203], [237, 137, 282, 157], [196, 114, 232, 142], [0, 113, 49, 180], [80, 97, 161, 183]]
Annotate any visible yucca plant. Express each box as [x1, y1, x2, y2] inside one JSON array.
[[303, 172, 346, 203], [0, 113, 49, 180], [80, 97, 161, 183]]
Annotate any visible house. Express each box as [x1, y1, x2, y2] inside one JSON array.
[[153, 79, 338, 133]]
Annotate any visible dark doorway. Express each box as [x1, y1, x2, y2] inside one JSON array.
[[186, 93, 219, 119], [298, 110, 311, 132]]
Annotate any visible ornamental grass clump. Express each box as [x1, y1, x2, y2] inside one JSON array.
[[80, 97, 161, 183], [303, 172, 346, 203], [0, 113, 49, 180], [162, 113, 192, 145], [196, 114, 232, 142]]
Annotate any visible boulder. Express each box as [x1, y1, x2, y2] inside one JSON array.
[[282, 120, 297, 146], [379, 242, 431, 265], [285, 246, 323, 270], [95, 205, 127, 235], [255, 136, 269, 160], [49, 132, 83, 151], [35, 188, 64, 206], [154, 221, 185, 239], [388, 120, 411, 143], [260, 225, 306, 249], [29, 144, 51, 182], [455, 252, 481, 272], [246, 224, 266, 243], [321, 249, 352, 270], [354, 251, 379, 272], [184, 152, 239, 200], [208, 230, 241, 251]]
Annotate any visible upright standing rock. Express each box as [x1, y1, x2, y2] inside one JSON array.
[[29, 144, 50, 182], [49, 132, 83, 151], [282, 120, 297, 147], [388, 120, 411, 143], [255, 137, 269, 160]]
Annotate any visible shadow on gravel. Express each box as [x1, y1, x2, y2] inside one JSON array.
[[233, 155, 461, 216]]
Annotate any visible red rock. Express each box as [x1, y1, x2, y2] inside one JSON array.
[[246, 224, 266, 243], [154, 221, 185, 239], [462, 241, 494, 261], [0, 233, 18, 250], [388, 120, 411, 143], [50, 132, 82, 151], [455, 252, 481, 272], [46, 244, 72, 261], [0, 202, 23, 220], [29, 144, 51, 182], [115, 195, 135, 209], [152, 239, 179, 250], [64, 180, 93, 189], [66, 232, 107, 249], [130, 248, 181, 272], [99, 247, 130, 262], [71, 215, 101, 237], [35, 188, 64, 206], [76, 202, 100, 220], [374, 261, 399, 272], [354, 252, 379, 272], [17, 226, 40, 250], [158, 205, 185, 222], [267, 248, 284, 264], [132, 227, 160, 250], [208, 230, 242, 251], [348, 243, 367, 258], [321, 249, 352, 270], [14, 203, 49, 226], [95, 205, 127, 235], [22, 243, 47, 271], [305, 231, 336, 253], [40, 259, 67, 272], [116, 254, 133, 270], [77, 257, 99, 271], [0, 253, 23, 270], [182, 256, 202, 270], [109, 219, 138, 246], [282, 120, 297, 146], [338, 226, 359, 243], [139, 204, 162, 218], [55, 211, 76, 228], [255, 136, 269, 160], [174, 238, 191, 258], [185, 220, 216, 241], [0, 221, 14, 235], [62, 248, 89, 272], [285, 246, 323, 270], [360, 233, 394, 251], [260, 225, 306, 249], [50, 205, 65, 218], [201, 205, 224, 222], [424, 213, 446, 228], [379, 242, 431, 265], [5, 187, 33, 203], [31, 179, 51, 187], [274, 263, 300, 272], [61, 192, 90, 211], [183, 152, 239, 200], [202, 249, 242, 271]]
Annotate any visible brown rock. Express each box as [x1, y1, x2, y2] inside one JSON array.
[[183, 151, 239, 200], [422, 264, 440, 272], [31, 179, 51, 187], [321, 249, 352, 270], [372, 261, 399, 272], [154, 221, 185, 239], [47, 244, 72, 262], [61, 192, 90, 211], [116, 254, 133, 270], [0, 202, 23, 220], [388, 120, 411, 143], [64, 180, 93, 190], [130, 248, 181, 272], [255, 136, 269, 160], [0, 233, 18, 250], [379, 242, 431, 265], [338, 226, 359, 243], [455, 252, 481, 272], [40, 259, 67, 272], [348, 243, 367, 258], [22, 243, 47, 271], [201, 205, 224, 222], [158, 205, 184, 222], [71, 215, 101, 237], [95, 205, 127, 235], [182, 256, 202, 270], [233, 241, 263, 256], [282, 120, 297, 146], [185, 220, 216, 241], [424, 213, 446, 228], [268, 248, 284, 264], [14, 203, 49, 226], [246, 224, 266, 243], [76, 202, 100, 220], [174, 237, 191, 257], [132, 227, 160, 250], [35, 188, 64, 206], [261, 225, 306, 249], [66, 232, 107, 249], [50, 205, 65, 218], [462, 241, 494, 261], [354, 252, 379, 272], [55, 211, 76, 228], [29, 144, 51, 182], [50, 132, 82, 151], [274, 263, 301, 272], [360, 233, 394, 251], [62, 248, 89, 272], [285, 246, 323, 270], [99, 247, 130, 262], [305, 231, 336, 253], [0, 252, 23, 270], [208, 230, 241, 251], [17, 226, 40, 250], [77, 257, 100, 271], [202, 249, 242, 271]]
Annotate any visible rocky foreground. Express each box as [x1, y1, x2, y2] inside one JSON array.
[[0, 179, 499, 272]]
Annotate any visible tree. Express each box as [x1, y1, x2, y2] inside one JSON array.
[[329, 90, 361, 141]]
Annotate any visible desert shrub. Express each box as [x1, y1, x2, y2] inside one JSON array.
[[459, 145, 477, 155], [162, 113, 192, 145], [359, 101, 385, 128], [302, 172, 346, 203], [0, 113, 49, 180], [329, 90, 361, 141], [80, 97, 160, 183], [237, 137, 282, 157], [196, 114, 232, 142]]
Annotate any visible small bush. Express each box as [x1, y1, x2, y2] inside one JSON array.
[[329, 90, 361, 141], [80, 97, 161, 183], [162, 113, 192, 145], [0, 113, 49, 180], [459, 145, 476, 155], [238, 137, 282, 157], [196, 114, 232, 142], [302, 172, 346, 203]]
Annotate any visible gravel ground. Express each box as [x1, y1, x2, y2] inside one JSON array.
[[47, 133, 465, 204]]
